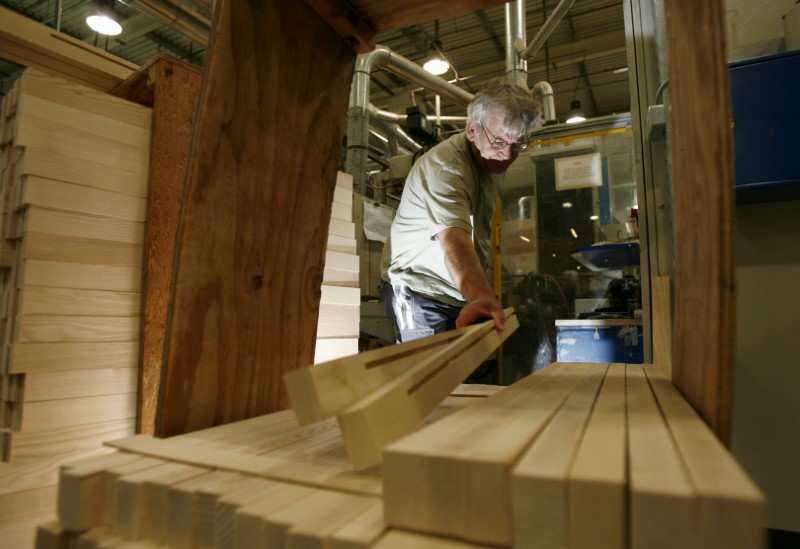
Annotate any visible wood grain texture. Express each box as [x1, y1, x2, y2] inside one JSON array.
[[112, 55, 202, 437], [157, 0, 356, 436], [664, 0, 736, 443], [346, 0, 509, 32], [651, 276, 672, 379]]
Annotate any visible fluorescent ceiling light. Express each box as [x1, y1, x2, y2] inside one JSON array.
[[566, 100, 586, 124], [86, 14, 122, 35], [423, 58, 449, 75]]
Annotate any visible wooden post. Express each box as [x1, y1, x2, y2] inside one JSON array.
[[664, 0, 736, 443], [156, 0, 356, 436]]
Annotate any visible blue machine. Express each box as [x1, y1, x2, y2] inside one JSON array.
[[729, 50, 800, 203], [555, 319, 644, 364]]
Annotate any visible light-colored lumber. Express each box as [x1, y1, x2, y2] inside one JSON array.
[[232, 483, 317, 549], [326, 234, 357, 255], [383, 362, 591, 546], [21, 232, 143, 267], [100, 457, 170, 530], [15, 314, 139, 343], [34, 519, 69, 549], [0, 419, 134, 497], [568, 363, 628, 549], [511, 363, 608, 549], [651, 275, 672, 379], [323, 250, 360, 287], [338, 312, 519, 470], [627, 364, 697, 549], [331, 201, 351, 222], [8, 341, 139, 373], [57, 451, 144, 532], [113, 462, 209, 542], [644, 366, 766, 549], [329, 218, 357, 239], [282, 489, 378, 549], [214, 478, 289, 549], [286, 326, 469, 425], [371, 530, 487, 548], [329, 501, 385, 549], [18, 149, 148, 197], [23, 207, 145, 245], [166, 470, 252, 549], [317, 302, 360, 338], [21, 393, 136, 432], [333, 185, 353, 207], [19, 176, 147, 221], [314, 338, 359, 364], [20, 259, 142, 292], [18, 286, 140, 317], [24, 367, 137, 402]]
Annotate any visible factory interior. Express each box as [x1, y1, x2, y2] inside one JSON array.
[[0, 0, 798, 547]]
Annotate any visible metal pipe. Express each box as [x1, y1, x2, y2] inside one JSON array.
[[367, 105, 422, 152], [126, 0, 211, 44], [505, 1, 527, 87], [520, 0, 577, 61], [370, 107, 467, 125], [533, 81, 557, 123]]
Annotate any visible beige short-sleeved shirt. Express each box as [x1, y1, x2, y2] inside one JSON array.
[[381, 132, 502, 306]]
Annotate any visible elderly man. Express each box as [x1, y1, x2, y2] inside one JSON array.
[[380, 81, 543, 343]]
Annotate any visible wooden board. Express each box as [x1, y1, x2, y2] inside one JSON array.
[[8, 341, 140, 374], [156, 0, 357, 437], [19, 176, 146, 221], [664, 0, 736, 442], [651, 275, 672, 379]]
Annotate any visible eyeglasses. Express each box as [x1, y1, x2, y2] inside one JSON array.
[[479, 123, 529, 152]]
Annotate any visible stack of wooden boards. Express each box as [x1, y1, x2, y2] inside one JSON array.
[[35, 362, 765, 548], [0, 69, 150, 545], [316, 171, 360, 364], [35, 389, 500, 548], [384, 362, 766, 548]]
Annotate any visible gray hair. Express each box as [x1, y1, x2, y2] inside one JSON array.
[[467, 81, 544, 139]]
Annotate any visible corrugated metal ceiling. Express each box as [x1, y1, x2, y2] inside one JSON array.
[[0, 0, 630, 122]]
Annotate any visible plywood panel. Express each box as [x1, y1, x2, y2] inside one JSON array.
[[157, 0, 356, 436], [664, 0, 736, 442]]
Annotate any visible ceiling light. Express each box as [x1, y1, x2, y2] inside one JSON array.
[[566, 100, 586, 124], [423, 57, 449, 75], [612, 67, 629, 74], [590, 215, 599, 220], [562, 201, 573, 209], [519, 235, 531, 243], [86, 2, 122, 36], [570, 228, 579, 239]]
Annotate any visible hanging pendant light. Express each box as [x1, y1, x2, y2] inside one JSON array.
[[423, 20, 450, 76], [86, 0, 122, 36], [566, 100, 586, 124]]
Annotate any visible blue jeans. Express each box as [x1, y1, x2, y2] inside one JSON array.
[[379, 281, 461, 343]]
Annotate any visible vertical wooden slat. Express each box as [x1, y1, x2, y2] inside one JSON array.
[[112, 55, 202, 436], [157, 0, 356, 436], [664, 0, 736, 442]]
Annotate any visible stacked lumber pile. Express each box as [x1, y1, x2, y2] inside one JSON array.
[[316, 171, 360, 364], [35, 391, 495, 548], [385, 362, 766, 549], [0, 69, 150, 546]]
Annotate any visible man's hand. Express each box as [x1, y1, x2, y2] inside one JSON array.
[[438, 227, 504, 332], [456, 294, 505, 331]]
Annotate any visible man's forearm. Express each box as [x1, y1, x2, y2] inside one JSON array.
[[437, 227, 494, 301]]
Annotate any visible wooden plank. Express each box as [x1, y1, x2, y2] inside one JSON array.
[[383, 363, 591, 546], [57, 451, 145, 532], [627, 364, 697, 549], [23, 207, 145, 246], [314, 338, 359, 364], [0, 484, 58, 549], [511, 363, 608, 549], [18, 287, 139, 317], [21, 232, 143, 267], [370, 529, 488, 549], [166, 470, 251, 549], [8, 341, 140, 374], [15, 314, 139, 343], [286, 321, 490, 425], [317, 303, 360, 338], [19, 176, 147, 221], [18, 149, 148, 197], [326, 234, 357, 255], [232, 483, 317, 548], [20, 260, 141, 292], [24, 367, 137, 401], [110, 55, 202, 438], [329, 218, 356, 239], [34, 520, 70, 549], [337, 312, 519, 470], [113, 462, 209, 542], [651, 275, 672, 379], [665, 0, 736, 442], [105, 434, 383, 497], [644, 366, 766, 549], [214, 478, 288, 549], [156, 0, 357, 437], [0, 418, 134, 497], [568, 363, 628, 549], [0, 10, 136, 91], [21, 393, 136, 431], [329, 501, 385, 549]]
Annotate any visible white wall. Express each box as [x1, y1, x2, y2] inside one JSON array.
[[731, 201, 800, 532], [725, 0, 796, 57]]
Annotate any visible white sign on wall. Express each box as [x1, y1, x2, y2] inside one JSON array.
[[555, 152, 603, 190]]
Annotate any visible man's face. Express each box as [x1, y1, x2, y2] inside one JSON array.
[[467, 113, 521, 174]]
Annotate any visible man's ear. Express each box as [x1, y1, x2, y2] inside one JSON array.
[[466, 121, 477, 141]]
